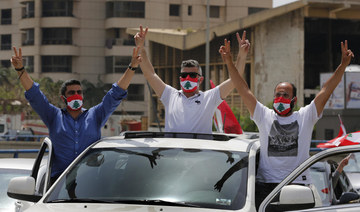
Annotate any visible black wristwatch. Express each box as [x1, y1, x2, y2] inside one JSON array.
[[15, 66, 25, 71], [128, 64, 137, 71]]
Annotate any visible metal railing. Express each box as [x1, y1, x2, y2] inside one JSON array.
[[0, 149, 41, 158], [1, 135, 47, 142]]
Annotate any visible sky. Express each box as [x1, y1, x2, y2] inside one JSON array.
[[273, 0, 299, 7]]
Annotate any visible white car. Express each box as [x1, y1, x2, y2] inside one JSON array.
[[7, 132, 360, 211]]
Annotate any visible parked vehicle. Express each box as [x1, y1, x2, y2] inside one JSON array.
[[7, 132, 360, 211]]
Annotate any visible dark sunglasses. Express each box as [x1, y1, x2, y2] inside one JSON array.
[[67, 90, 83, 95], [180, 72, 200, 78]]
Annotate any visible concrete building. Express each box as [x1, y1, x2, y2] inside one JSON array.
[[0, 0, 272, 126], [128, 0, 360, 138]]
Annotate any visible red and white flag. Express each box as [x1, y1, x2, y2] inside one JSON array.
[[211, 80, 243, 134], [317, 115, 352, 148]]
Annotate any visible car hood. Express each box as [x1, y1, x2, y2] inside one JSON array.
[[24, 203, 218, 212]]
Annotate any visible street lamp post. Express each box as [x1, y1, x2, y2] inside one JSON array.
[[205, 0, 210, 90]]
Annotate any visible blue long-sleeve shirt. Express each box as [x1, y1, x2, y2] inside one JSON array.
[[25, 82, 127, 177]]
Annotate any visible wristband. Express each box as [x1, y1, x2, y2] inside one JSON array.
[[128, 64, 137, 71], [18, 70, 25, 80], [15, 66, 24, 71]]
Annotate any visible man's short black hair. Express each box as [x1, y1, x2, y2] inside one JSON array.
[[275, 82, 297, 98], [60, 79, 81, 96], [181, 59, 202, 75]]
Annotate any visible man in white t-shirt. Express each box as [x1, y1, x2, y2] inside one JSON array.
[[133, 26, 250, 133], [219, 39, 354, 208]]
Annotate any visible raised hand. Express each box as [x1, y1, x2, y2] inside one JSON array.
[[134, 25, 148, 48], [219, 39, 232, 63], [341, 40, 354, 66], [10, 47, 23, 69], [236, 31, 250, 57], [130, 46, 142, 68]]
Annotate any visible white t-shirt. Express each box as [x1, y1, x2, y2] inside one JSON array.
[[252, 100, 321, 184], [160, 85, 223, 133]]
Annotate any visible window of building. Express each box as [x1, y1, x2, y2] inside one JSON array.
[[106, 1, 145, 18], [106, 28, 135, 47], [105, 56, 133, 73], [42, 0, 73, 17], [24, 56, 34, 73], [1, 9, 11, 25], [127, 84, 144, 101], [209, 6, 220, 18], [23, 1, 35, 18], [188, 5, 192, 16], [248, 7, 267, 15], [23, 29, 34, 46], [0, 60, 11, 68], [169, 4, 180, 16], [1, 34, 11, 50], [42, 28, 72, 45], [42, 56, 72, 73]]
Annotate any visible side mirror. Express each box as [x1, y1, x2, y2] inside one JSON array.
[[7, 176, 42, 202], [86, 153, 104, 167], [269, 185, 315, 211]]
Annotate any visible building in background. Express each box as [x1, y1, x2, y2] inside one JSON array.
[[127, 0, 360, 138], [0, 0, 272, 131]]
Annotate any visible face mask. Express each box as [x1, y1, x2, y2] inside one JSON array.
[[64, 94, 83, 111], [273, 96, 294, 116], [180, 75, 199, 93]]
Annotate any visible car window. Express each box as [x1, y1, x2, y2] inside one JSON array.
[[0, 168, 30, 211], [263, 151, 360, 211], [46, 147, 249, 210], [309, 161, 332, 206]]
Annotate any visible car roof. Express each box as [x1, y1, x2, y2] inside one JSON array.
[[0, 158, 35, 170], [93, 132, 259, 152]]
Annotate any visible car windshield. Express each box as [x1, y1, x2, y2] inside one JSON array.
[[46, 147, 248, 210], [0, 168, 31, 210], [343, 153, 360, 172]]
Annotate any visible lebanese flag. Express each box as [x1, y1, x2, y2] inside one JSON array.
[[336, 114, 346, 138], [211, 80, 243, 134], [317, 115, 347, 148]]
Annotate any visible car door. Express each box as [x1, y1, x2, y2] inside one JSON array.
[[7, 137, 53, 205], [259, 146, 360, 212], [31, 137, 53, 195]]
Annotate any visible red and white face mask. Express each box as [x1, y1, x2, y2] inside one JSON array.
[[64, 94, 83, 111], [180, 75, 199, 93], [273, 96, 294, 116]]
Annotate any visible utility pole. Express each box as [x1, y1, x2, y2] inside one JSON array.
[[205, 0, 210, 90]]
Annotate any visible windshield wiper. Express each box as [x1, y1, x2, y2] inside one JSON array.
[[47, 198, 113, 203], [113, 199, 199, 207]]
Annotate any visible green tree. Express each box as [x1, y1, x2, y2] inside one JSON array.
[[38, 77, 63, 108], [81, 79, 107, 108], [231, 107, 258, 132], [0, 67, 28, 114]]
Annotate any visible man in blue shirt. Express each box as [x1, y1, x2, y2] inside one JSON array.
[[11, 47, 140, 183]]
